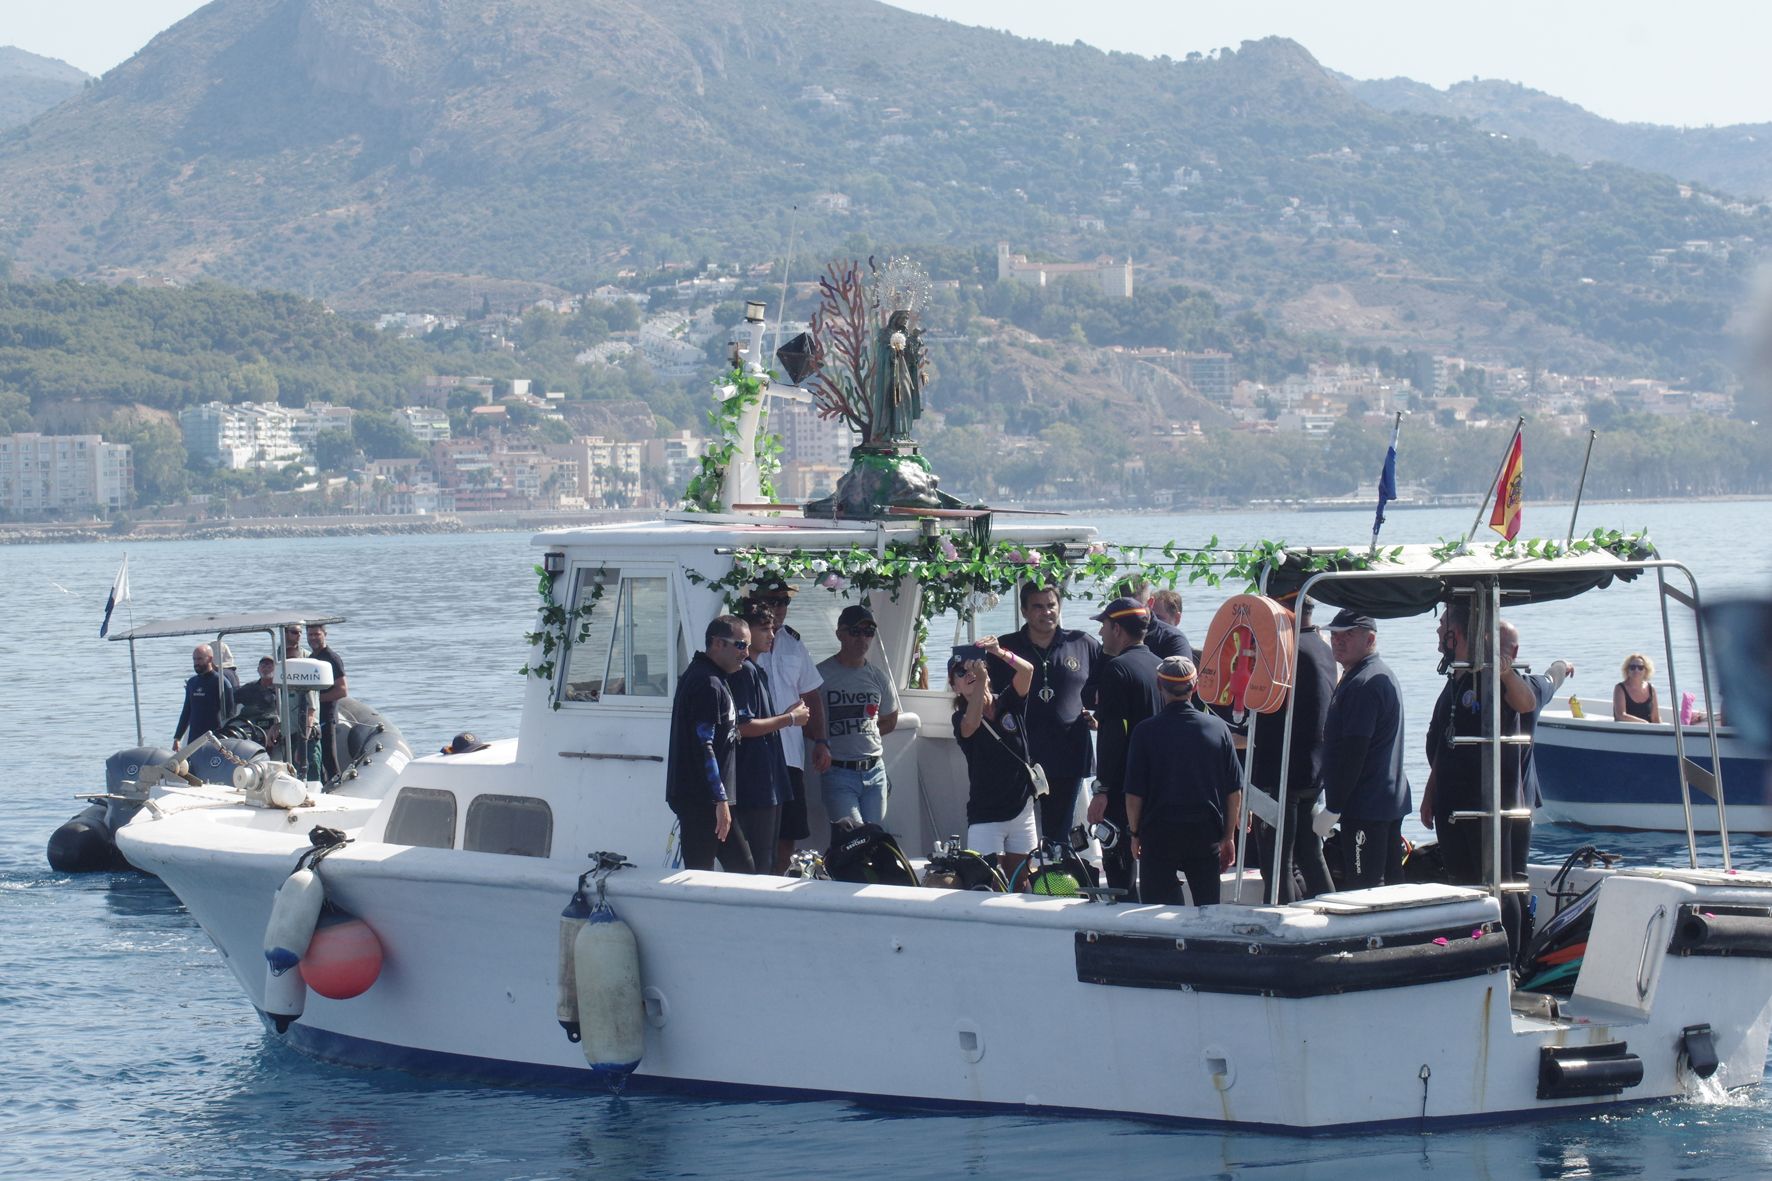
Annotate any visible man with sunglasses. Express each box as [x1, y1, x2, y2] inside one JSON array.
[[665, 614, 755, 872], [816, 604, 900, 840], [999, 582, 1101, 844]]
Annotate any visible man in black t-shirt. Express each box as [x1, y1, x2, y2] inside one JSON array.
[[998, 582, 1101, 843], [1086, 596, 1165, 894], [306, 623, 348, 781], [1125, 657, 1243, 905], [667, 615, 754, 872]]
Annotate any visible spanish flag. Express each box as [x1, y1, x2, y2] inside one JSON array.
[[1488, 429, 1524, 540]]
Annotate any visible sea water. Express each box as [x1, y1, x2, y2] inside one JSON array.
[[5, 501, 1772, 1179]]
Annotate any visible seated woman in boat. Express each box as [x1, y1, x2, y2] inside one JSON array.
[[1613, 653, 1661, 724], [950, 638, 1036, 873]]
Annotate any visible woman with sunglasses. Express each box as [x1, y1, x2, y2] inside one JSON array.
[[950, 637, 1036, 872], [1613, 653, 1661, 724]]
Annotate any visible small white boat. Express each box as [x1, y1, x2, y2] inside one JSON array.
[[108, 312, 1772, 1130], [50, 610, 412, 872], [1535, 709, 1772, 833]]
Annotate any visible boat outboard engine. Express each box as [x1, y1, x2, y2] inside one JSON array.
[[47, 746, 179, 873]]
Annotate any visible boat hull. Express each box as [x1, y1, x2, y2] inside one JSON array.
[[119, 807, 1772, 1130], [1534, 711, 1772, 833]]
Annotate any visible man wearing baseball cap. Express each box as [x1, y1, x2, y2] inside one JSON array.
[[1086, 595, 1165, 894], [1317, 608, 1411, 888], [1122, 656, 1243, 905]]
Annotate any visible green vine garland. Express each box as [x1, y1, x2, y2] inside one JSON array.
[[681, 366, 781, 512], [1428, 527, 1653, 563], [523, 528, 1652, 694], [520, 563, 608, 706], [684, 533, 1395, 620]]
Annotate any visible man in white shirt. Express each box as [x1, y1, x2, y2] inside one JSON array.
[[750, 579, 829, 871]]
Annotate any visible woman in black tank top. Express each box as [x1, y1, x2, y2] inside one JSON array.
[[1613, 652, 1660, 723]]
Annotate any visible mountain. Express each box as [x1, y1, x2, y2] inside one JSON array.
[[1344, 75, 1772, 200], [0, 0, 1763, 380], [0, 47, 89, 130]]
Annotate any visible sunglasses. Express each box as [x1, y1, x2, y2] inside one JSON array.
[[846, 626, 877, 637], [1626, 663, 1646, 671], [763, 597, 792, 607], [717, 637, 750, 651]]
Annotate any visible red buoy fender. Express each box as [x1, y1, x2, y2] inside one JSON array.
[[299, 908, 384, 1000]]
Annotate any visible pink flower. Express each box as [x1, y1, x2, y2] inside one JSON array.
[[1006, 548, 1024, 564], [939, 537, 959, 561], [821, 573, 848, 591]]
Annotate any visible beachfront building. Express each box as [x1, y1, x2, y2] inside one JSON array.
[[0, 433, 134, 515]]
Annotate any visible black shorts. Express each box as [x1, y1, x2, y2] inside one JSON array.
[[780, 766, 810, 842]]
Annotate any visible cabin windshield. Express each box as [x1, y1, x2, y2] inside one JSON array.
[[559, 568, 672, 702]]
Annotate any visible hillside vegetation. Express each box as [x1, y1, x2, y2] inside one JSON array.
[[0, 0, 1762, 381], [1345, 75, 1772, 200]]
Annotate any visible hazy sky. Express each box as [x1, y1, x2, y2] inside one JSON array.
[[3, 0, 1766, 128]]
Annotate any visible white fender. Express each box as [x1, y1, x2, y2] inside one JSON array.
[[557, 905, 589, 1041], [264, 867, 325, 974], [262, 959, 306, 1031], [573, 910, 644, 1076]]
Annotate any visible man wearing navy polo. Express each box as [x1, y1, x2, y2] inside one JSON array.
[[1318, 609, 1411, 888], [999, 582, 1101, 843]]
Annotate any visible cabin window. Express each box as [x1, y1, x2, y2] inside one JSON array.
[[559, 569, 672, 702], [386, 787, 457, 849], [463, 794, 553, 858]]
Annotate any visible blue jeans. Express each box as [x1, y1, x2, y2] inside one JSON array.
[[822, 762, 889, 834]]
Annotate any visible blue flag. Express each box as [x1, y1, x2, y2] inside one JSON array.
[[99, 555, 130, 638], [1373, 418, 1400, 537]]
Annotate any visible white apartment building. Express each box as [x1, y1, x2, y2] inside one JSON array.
[[179, 402, 305, 470], [400, 406, 452, 444], [0, 433, 133, 515]]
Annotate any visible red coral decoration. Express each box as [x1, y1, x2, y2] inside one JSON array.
[[807, 260, 876, 446]]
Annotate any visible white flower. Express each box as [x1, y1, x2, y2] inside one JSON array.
[[810, 559, 829, 573]]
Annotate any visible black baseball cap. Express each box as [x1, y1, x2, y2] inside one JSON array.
[[1322, 608, 1377, 633], [441, 732, 489, 755], [838, 605, 877, 629]]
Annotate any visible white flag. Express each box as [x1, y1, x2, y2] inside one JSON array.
[[100, 555, 130, 638]]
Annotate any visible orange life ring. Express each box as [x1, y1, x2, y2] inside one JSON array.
[[1197, 594, 1296, 715]]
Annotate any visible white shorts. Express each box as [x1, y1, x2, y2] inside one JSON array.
[[967, 797, 1038, 856]]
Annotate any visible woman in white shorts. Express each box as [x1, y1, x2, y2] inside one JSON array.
[[950, 636, 1038, 867]]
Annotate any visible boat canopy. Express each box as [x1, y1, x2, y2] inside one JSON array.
[[1265, 541, 1656, 618], [106, 611, 345, 643]]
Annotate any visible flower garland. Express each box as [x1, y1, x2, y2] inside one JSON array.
[[681, 366, 781, 512]]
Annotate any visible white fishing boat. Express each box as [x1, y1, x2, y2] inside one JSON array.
[[1534, 710, 1772, 834], [110, 300, 1772, 1130]]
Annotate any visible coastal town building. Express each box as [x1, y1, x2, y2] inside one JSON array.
[[0, 433, 134, 515], [996, 241, 1134, 298]]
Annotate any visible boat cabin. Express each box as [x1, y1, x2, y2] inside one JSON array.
[[360, 514, 1098, 868]]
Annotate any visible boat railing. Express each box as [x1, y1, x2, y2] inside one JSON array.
[[1250, 554, 1731, 909]]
